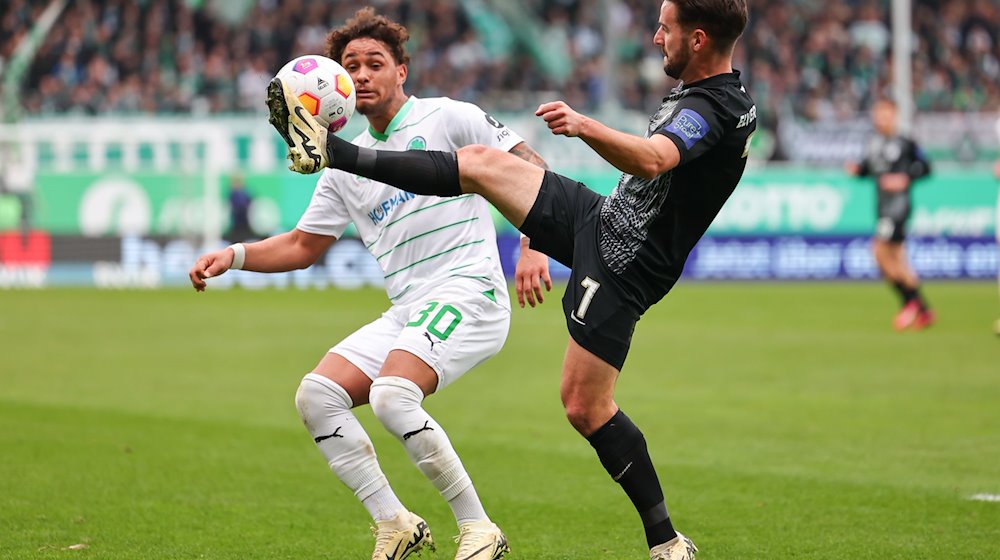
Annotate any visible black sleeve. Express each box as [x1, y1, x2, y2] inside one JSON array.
[[856, 158, 871, 177], [907, 139, 931, 180], [654, 92, 726, 165]]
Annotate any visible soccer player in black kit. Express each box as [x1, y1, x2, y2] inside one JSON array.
[[268, 1, 753, 558], [847, 98, 933, 330]]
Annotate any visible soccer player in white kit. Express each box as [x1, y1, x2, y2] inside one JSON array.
[[188, 9, 552, 560]]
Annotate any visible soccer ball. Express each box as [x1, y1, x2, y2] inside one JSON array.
[[274, 55, 356, 133]]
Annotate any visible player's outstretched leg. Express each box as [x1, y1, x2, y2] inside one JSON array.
[[295, 373, 434, 559], [267, 75, 462, 191], [267, 78, 328, 173], [369, 376, 509, 560]]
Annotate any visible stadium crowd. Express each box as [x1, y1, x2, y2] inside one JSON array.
[[2, 0, 998, 126]]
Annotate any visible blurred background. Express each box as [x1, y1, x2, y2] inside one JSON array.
[[0, 0, 998, 287]]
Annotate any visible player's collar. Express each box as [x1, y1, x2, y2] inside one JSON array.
[[681, 70, 742, 90], [368, 96, 416, 142]]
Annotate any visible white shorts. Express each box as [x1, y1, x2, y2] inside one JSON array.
[[330, 278, 511, 391]]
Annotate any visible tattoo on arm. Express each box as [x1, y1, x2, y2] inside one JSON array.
[[509, 142, 550, 170]]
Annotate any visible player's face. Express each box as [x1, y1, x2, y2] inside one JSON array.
[[653, 1, 691, 80], [341, 37, 407, 116], [872, 101, 897, 136]]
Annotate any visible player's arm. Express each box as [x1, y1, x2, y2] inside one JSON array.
[[536, 101, 679, 179], [507, 141, 553, 307], [189, 229, 335, 291], [907, 140, 931, 180], [845, 159, 867, 177]]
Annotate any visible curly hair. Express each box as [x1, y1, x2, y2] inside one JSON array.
[[325, 7, 411, 66]]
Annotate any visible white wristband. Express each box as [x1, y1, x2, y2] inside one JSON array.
[[228, 243, 246, 270]]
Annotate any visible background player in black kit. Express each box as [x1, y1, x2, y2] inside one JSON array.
[[847, 98, 933, 331], [268, 1, 753, 557]]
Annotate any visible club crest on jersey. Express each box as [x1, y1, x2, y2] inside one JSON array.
[[407, 136, 427, 150], [368, 191, 418, 225], [664, 108, 709, 149]]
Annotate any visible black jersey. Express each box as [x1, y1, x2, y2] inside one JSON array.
[[598, 71, 755, 307], [857, 134, 931, 220]]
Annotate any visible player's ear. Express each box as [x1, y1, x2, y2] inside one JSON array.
[[397, 63, 407, 86], [691, 28, 707, 52]]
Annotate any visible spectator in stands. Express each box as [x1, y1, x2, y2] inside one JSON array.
[[226, 174, 253, 244], [5, 0, 999, 125]]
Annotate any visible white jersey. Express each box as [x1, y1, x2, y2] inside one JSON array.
[[297, 96, 522, 307]]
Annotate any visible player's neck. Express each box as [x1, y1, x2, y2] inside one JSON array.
[[679, 56, 732, 85], [366, 93, 410, 135]]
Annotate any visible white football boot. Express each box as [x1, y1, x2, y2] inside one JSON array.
[[649, 532, 697, 560], [265, 77, 328, 174], [453, 519, 509, 560], [370, 509, 434, 560]]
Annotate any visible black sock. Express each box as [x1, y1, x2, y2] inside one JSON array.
[[891, 281, 917, 306], [587, 409, 677, 548], [326, 132, 463, 197], [913, 287, 929, 311]]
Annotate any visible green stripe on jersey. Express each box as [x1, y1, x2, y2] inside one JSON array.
[[384, 239, 486, 279], [374, 217, 480, 261], [366, 195, 475, 249], [448, 256, 494, 272], [392, 107, 442, 134], [388, 284, 413, 301]]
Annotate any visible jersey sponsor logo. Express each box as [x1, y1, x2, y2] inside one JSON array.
[[368, 191, 418, 225], [737, 105, 757, 128], [664, 108, 709, 149]]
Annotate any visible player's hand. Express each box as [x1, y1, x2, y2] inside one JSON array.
[[879, 172, 910, 192], [993, 160, 1000, 180], [844, 162, 860, 176], [536, 101, 587, 137], [515, 239, 552, 308], [189, 248, 235, 292]]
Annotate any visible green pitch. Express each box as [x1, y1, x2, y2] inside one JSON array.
[[1, 283, 998, 559]]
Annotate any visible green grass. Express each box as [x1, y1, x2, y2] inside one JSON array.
[[1, 283, 999, 559]]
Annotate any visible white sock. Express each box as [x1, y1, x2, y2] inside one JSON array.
[[369, 376, 488, 524], [295, 373, 404, 521], [449, 484, 489, 525]]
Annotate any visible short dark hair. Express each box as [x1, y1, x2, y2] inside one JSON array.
[[670, 0, 748, 53], [874, 96, 898, 108], [325, 8, 411, 66]]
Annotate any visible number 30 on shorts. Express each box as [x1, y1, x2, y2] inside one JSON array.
[[406, 301, 463, 340]]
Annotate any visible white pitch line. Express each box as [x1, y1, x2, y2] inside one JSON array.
[[969, 493, 1000, 502]]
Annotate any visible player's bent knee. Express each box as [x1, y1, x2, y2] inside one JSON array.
[[456, 145, 499, 190], [369, 376, 424, 426], [564, 403, 603, 435], [294, 373, 353, 428]]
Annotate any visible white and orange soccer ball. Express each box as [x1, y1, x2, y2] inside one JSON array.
[[274, 55, 356, 133]]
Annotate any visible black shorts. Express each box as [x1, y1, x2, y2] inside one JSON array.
[[520, 171, 643, 371], [876, 193, 910, 243], [875, 215, 908, 243]]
